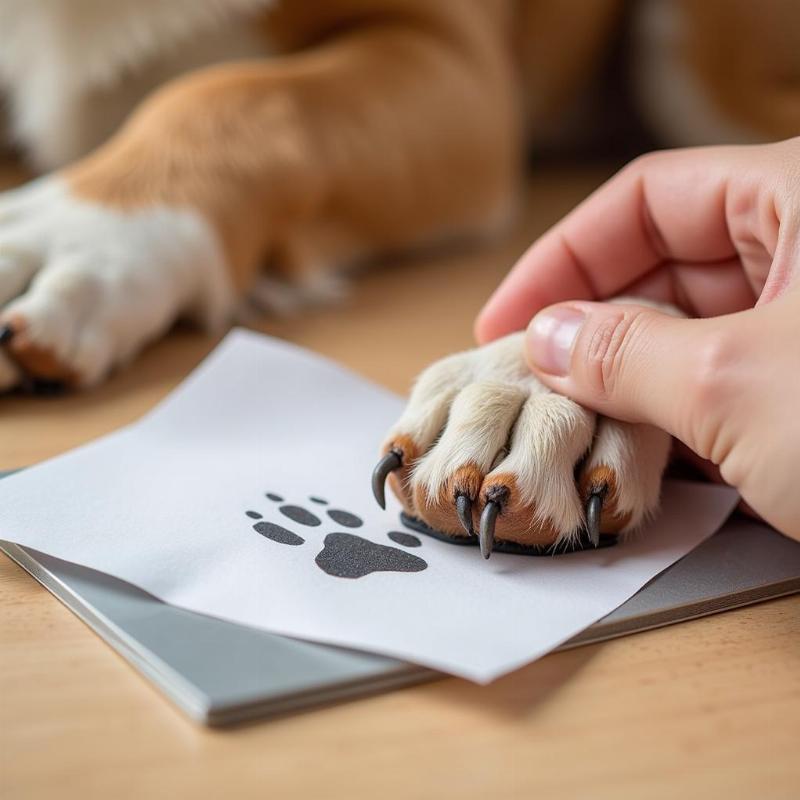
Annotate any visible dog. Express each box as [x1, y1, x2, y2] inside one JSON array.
[[0, 1, 795, 545]]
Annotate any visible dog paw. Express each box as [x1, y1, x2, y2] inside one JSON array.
[[374, 332, 672, 556], [0, 176, 234, 390]]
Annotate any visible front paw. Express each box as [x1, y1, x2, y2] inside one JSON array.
[[374, 332, 671, 556], [0, 176, 233, 390]]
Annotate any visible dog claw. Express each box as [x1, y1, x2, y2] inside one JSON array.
[[455, 493, 474, 537], [0, 325, 14, 345], [585, 490, 604, 548], [30, 378, 67, 396], [479, 501, 500, 559], [371, 449, 402, 509]]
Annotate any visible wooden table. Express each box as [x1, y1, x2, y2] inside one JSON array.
[[1, 164, 799, 800]]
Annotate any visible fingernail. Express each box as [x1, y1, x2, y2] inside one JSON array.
[[526, 306, 585, 375]]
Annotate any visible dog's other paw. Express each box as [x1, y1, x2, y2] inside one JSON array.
[[0, 176, 234, 390], [374, 332, 671, 555]]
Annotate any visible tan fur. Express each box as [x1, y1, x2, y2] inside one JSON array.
[[578, 464, 632, 535], [477, 473, 559, 547], [64, 0, 799, 306], [383, 432, 421, 515], [411, 461, 484, 539], [677, 0, 800, 141], [448, 463, 485, 507], [409, 467, 563, 547], [5, 312, 78, 383]]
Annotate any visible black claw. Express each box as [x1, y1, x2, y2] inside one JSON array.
[[0, 325, 14, 345], [479, 501, 500, 560], [371, 449, 402, 509], [585, 491, 604, 548], [455, 493, 474, 537], [30, 378, 67, 397]]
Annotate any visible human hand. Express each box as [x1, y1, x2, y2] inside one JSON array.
[[475, 139, 800, 539]]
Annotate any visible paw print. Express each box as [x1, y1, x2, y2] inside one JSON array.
[[245, 492, 427, 579]]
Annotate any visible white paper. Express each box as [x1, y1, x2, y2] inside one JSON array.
[[0, 329, 738, 683]]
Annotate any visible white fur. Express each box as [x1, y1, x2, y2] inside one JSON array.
[[412, 381, 527, 501], [491, 393, 594, 543], [386, 334, 551, 454], [0, 177, 234, 387], [386, 350, 473, 449], [0, 0, 275, 169], [470, 333, 544, 388]]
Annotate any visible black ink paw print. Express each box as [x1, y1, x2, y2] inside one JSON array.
[[245, 493, 427, 579]]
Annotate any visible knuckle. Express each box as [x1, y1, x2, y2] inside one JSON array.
[[625, 151, 656, 174], [685, 328, 741, 417], [582, 309, 647, 400], [622, 151, 663, 180]]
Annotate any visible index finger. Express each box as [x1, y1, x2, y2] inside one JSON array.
[[475, 146, 744, 342]]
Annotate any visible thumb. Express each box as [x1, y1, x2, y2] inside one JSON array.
[[524, 301, 725, 450]]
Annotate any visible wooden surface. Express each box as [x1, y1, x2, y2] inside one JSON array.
[[1, 163, 799, 799]]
